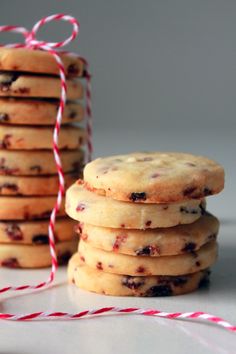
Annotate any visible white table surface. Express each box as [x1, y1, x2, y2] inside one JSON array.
[[0, 129, 235, 354]]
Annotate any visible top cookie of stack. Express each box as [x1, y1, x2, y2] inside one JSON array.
[[0, 48, 86, 268], [66, 152, 224, 297]]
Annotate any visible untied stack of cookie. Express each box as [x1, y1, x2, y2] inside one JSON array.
[[0, 47, 86, 268], [66, 152, 224, 296]]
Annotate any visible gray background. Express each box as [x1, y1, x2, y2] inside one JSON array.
[[0, 0, 236, 133], [0, 0, 234, 206]]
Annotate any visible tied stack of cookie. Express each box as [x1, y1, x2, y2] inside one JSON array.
[[66, 152, 224, 297], [0, 47, 86, 268]]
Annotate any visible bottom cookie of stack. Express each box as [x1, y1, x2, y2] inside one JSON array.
[[68, 253, 210, 297]]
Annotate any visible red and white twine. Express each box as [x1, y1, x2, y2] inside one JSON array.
[[0, 15, 235, 334]]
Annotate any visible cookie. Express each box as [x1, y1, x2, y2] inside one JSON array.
[[0, 98, 84, 125], [0, 195, 65, 220], [0, 240, 77, 268], [83, 152, 224, 203], [68, 253, 210, 296], [0, 48, 85, 77], [78, 213, 219, 256], [0, 150, 84, 175], [0, 173, 79, 196], [0, 217, 75, 244], [78, 240, 217, 276], [0, 125, 86, 150], [66, 182, 205, 229], [0, 72, 83, 99]]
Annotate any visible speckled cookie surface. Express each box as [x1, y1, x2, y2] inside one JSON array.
[[66, 182, 205, 229], [0, 240, 77, 268], [0, 150, 84, 175], [0, 125, 86, 150], [0, 195, 65, 220], [0, 48, 85, 77], [0, 72, 83, 99], [0, 173, 78, 196], [68, 253, 210, 297], [78, 213, 219, 256], [0, 218, 75, 244], [0, 98, 84, 125], [84, 152, 224, 203], [78, 240, 217, 276]]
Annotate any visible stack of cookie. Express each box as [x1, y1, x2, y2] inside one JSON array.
[[66, 152, 224, 296], [0, 47, 86, 268]]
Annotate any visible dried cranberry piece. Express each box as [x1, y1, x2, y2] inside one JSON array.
[[136, 266, 145, 273], [0, 113, 9, 122], [136, 245, 160, 256], [76, 203, 86, 212], [0, 183, 19, 193], [122, 276, 145, 290], [2, 257, 20, 268], [183, 186, 197, 197], [30, 165, 42, 173], [130, 192, 146, 202], [96, 262, 103, 270], [182, 242, 196, 252], [32, 234, 49, 244], [145, 285, 173, 297], [5, 223, 23, 241]]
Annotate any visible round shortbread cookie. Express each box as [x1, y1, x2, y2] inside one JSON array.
[[68, 253, 210, 296], [78, 240, 217, 276], [78, 213, 219, 256], [0, 72, 83, 99], [0, 98, 84, 125], [0, 173, 78, 196], [0, 125, 86, 150], [66, 182, 205, 229], [0, 218, 75, 244], [0, 48, 85, 77], [0, 150, 84, 175], [0, 240, 77, 268], [0, 195, 65, 220], [84, 152, 224, 203]]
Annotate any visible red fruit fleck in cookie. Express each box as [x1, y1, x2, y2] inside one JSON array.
[[81, 233, 88, 241], [145, 285, 173, 297], [130, 192, 147, 202], [0, 134, 12, 149], [151, 173, 160, 178], [5, 223, 23, 241], [112, 234, 128, 251], [76, 203, 86, 212], [30, 165, 42, 173], [145, 220, 152, 227], [80, 255, 85, 262], [96, 262, 103, 270], [183, 186, 197, 197], [181, 242, 196, 252], [67, 63, 79, 76], [136, 266, 145, 273], [32, 234, 49, 244], [2, 257, 20, 268], [0, 113, 9, 122], [122, 276, 145, 290], [136, 245, 160, 256]]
